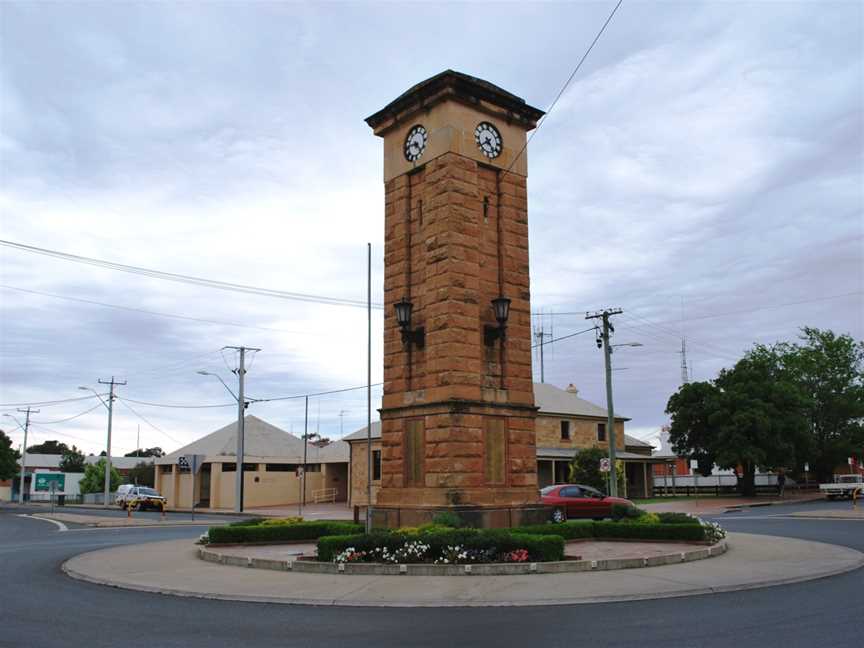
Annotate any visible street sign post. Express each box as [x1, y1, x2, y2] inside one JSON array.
[[178, 454, 206, 520], [599, 458, 611, 472]]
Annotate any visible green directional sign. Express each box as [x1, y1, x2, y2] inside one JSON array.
[[35, 473, 65, 492]]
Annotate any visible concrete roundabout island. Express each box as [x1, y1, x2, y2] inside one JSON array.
[[62, 532, 864, 607]]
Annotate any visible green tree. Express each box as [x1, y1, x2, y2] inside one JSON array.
[[568, 447, 625, 494], [59, 445, 86, 473], [0, 430, 20, 481], [126, 461, 155, 487], [78, 459, 122, 494], [125, 447, 164, 458], [26, 440, 70, 454], [782, 328, 864, 482], [667, 345, 806, 496]]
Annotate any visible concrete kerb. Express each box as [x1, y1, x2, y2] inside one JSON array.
[[196, 541, 727, 576]]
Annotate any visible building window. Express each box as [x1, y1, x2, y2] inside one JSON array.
[[484, 417, 507, 484], [597, 423, 606, 442], [242, 463, 258, 472], [222, 463, 236, 472], [373, 450, 382, 481], [560, 420, 570, 440], [265, 464, 299, 472], [404, 419, 425, 487], [159, 465, 172, 474], [304, 464, 321, 473]]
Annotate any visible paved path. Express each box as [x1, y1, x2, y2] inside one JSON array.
[[63, 532, 863, 607]]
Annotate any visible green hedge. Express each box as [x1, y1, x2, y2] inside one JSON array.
[[317, 528, 564, 563], [656, 512, 701, 525], [209, 521, 362, 544], [591, 521, 706, 541], [515, 520, 707, 542]]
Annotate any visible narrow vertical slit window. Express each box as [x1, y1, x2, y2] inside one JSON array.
[[597, 423, 606, 442], [560, 420, 570, 440], [372, 449, 382, 481], [404, 419, 425, 486], [484, 417, 507, 484]]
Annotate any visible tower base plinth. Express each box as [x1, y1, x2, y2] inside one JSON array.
[[370, 504, 551, 530]]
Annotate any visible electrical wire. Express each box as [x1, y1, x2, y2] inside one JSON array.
[[501, 0, 623, 181], [531, 325, 597, 349], [32, 403, 104, 425], [118, 397, 235, 409], [115, 398, 182, 446], [0, 284, 340, 336], [0, 394, 105, 408], [0, 240, 384, 309]]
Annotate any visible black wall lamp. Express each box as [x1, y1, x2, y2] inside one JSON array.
[[484, 296, 512, 346], [394, 297, 425, 348]]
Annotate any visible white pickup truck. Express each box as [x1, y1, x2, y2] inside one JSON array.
[[819, 474, 864, 500]]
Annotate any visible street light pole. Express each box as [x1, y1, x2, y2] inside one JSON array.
[[97, 377, 125, 508]]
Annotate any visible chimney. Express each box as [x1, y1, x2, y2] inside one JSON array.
[[566, 384, 579, 395]]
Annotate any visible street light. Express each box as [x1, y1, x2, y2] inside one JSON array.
[[196, 371, 238, 401], [611, 342, 644, 349]]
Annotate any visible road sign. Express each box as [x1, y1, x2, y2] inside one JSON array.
[[35, 473, 65, 492], [178, 454, 206, 474], [599, 458, 610, 473]]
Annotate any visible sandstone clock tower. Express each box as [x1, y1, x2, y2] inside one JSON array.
[[366, 71, 546, 528]]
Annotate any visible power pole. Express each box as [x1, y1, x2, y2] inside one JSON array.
[[224, 345, 260, 513], [338, 410, 347, 438], [534, 326, 552, 383], [97, 377, 126, 508], [585, 308, 623, 497], [302, 395, 309, 512], [16, 407, 38, 504]]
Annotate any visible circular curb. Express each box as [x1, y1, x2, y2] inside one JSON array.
[[198, 541, 727, 576], [60, 534, 864, 608]]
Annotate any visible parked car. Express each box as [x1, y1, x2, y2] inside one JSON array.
[[540, 484, 633, 522], [115, 485, 166, 510]]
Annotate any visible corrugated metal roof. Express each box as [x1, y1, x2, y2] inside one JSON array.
[[155, 415, 348, 464], [21, 454, 154, 470]]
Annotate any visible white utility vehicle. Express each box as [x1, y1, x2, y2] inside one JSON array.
[[819, 474, 864, 500]]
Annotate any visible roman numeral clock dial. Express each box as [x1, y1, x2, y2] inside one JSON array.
[[404, 124, 427, 162], [474, 121, 502, 159]]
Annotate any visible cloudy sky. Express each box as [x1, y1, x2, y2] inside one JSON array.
[[1, 1, 861, 456]]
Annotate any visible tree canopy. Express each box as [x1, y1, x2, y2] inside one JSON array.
[[125, 447, 164, 458], [0, 430, 20, 481], [26, 440, 71, 455], [78, 459, 122, 495], [126, 461, 155, 487], [666, 328, 863, 493], [59, 446, 86, 473]]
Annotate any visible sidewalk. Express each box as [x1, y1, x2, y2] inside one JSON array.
[[62, 532, 864, 607]]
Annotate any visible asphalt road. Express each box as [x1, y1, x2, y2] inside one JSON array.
[[1, 501, 861, 648]]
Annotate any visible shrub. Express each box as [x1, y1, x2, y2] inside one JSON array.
[[431, 510, 463, 528], [610, 503, 644, 520], [260, 517, 304, 526], [208, 521, 362, 544], [656, 512, 700, 525], [516, 520, 595, 540], [229, 517, 268, 527], [317, 528, 564, 563], [620, 512, 661, 525]]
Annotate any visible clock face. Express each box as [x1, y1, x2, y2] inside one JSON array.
[[474, 122, 502, 159], [404, 124, 427, 162]]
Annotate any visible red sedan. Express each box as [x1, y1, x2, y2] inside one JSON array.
[[540, 484, 633, 522]]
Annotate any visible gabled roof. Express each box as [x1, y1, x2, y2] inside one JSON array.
[[532, 383, 629, 420], [624, 434, 653, 449], [343, 384, 629, 443], [156, 415, 348, 464]]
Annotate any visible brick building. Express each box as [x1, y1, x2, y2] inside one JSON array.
[[345, 382, 661, 505]]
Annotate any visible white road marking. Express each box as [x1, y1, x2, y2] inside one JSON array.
[[17, 514, 68, 532]]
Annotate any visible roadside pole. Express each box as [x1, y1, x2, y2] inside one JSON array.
[[366, 242, 373, 534], [586, 309, 622, 497], [97, 377, 126, 508], [15, 408, 37, 504]]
